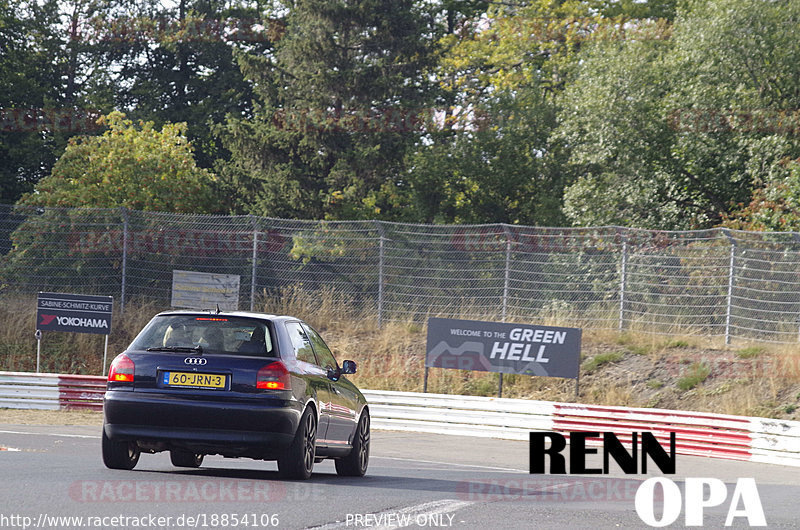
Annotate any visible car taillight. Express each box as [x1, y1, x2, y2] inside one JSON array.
[[257, 361, 291, 390], [108, 354, 135, 383]]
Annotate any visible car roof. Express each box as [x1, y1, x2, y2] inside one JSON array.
[[153, 309, 299, 323]]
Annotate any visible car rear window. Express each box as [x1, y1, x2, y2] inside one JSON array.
[[130, 315, 275, 357]]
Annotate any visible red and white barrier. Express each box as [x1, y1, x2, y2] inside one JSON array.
[[0, 371, 104, 411], [551, 403, 753, 462], [0, 372, 798, 467], [362, 390, 800, 468]]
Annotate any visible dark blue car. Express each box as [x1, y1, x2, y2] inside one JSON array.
[[102, 310, 369, 479]]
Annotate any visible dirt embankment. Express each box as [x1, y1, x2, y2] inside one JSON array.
[[326, 324, 800, 420], [2, 321, 799, 424], [574, 338, 800, 419], [0, 408, 102, 425]]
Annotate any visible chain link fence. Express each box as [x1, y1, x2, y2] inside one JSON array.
[[2, 204, 800, 343]]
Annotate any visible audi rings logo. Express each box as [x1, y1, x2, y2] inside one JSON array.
[[184, 357, 207, 365]]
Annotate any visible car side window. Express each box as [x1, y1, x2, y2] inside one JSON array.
[[302, 324, 338, 371], [285, 322, 317, 364]]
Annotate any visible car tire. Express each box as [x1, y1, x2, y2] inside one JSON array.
[[102, 428, 140, 470], [335, 410, 370, 477], [170, 450, 203, 468], [278, 407, 317, 480]]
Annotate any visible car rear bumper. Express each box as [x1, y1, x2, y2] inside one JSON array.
[[104, 423, 294, 448], [103, 390, 301, 451]]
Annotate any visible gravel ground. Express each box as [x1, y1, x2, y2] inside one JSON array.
[[0, 408, 102, 425]]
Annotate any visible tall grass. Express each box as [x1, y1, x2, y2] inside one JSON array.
[[0, 295, 165, 374], [1, 291, 798, 417]]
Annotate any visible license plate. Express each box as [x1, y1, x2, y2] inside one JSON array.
[[163, 371, 226, 389]]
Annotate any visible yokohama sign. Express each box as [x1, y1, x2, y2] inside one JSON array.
[[37, 292, 113, 335]]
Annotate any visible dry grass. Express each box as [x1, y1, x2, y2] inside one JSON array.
[[0, 295, 166, 375], [1, 293, 799, 419]]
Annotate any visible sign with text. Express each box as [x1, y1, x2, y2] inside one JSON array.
[[425, 318, 581, 379], [171, 270, 240, 311], [36, 292, 113, 335]]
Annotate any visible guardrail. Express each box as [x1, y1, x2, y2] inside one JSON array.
[[362, 390, 800, 468], [0, 371, 104, 411], [1, 372, 798, 467]]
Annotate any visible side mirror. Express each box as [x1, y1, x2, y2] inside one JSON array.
[[341, 360, 357, 374]]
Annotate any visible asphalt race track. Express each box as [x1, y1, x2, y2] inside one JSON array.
[[1, 425, 798, 529]]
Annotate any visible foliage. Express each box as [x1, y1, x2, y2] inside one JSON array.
[[582, 350, 624, 372], [17, 112, 219, 213], [91, 0, 274, 173], [3, 0, 800, 230], [288, 224, 375, 265], [559, 0, 800, 229], [676, 361, 710, 391], [736, 347, 764, 359], [407, 0, 677, 225], [220, 0, 436, 220], [407, 94, 568, 224], [722, 160, 800, 231], [664, 339, 689, 349], [0, 0, 109, 204]]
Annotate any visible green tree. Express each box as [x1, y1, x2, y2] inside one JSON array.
[[558, 0, 800, 229], [406, 0, 678, 225], [722, 158, 800, 231], [407, 94, 568, 225], [94, 0, 276, 173], [0, 0, 112, 204], [18, 111, 220, 213], [220, 0, 436, 219]]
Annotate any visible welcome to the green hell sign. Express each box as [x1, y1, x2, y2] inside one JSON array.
[[425, 317, 580, 379]]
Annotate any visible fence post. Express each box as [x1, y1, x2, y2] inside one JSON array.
[[120, 207, 129, 313], [376, 221, 385, 328], [502, 225, 512, 322], [724, 233, 736, 345], [618, 230, 628, 332], [250, 215, 258, 312]]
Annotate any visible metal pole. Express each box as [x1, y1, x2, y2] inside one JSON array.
[[251, 217, 258, 312], [376, 221, 385, 328], [35, 330, 41, 374], [498, 373, 503, 398], [102, 335, 109, 376], [120, 208, 128, 313], [725, 242, 736, 345], [619, 236, 628, 332], [423, 366, 428, 393], [502, 227, 511, 321]]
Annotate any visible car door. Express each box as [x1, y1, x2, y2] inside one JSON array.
[[301, 323, 359, 445], [284, 321, 332, 442]]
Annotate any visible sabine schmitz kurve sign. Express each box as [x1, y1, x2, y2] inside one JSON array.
[[425, 317, 581, 379], [36, 292, 113, 335]]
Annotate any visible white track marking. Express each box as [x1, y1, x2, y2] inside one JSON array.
[[0, 429, 99, 439], [372, 455, 526, 473]]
